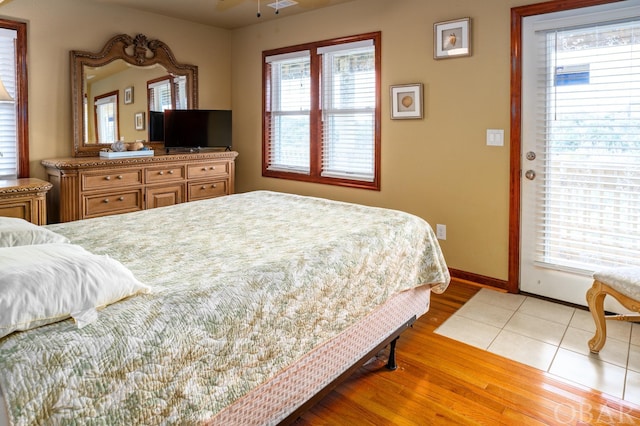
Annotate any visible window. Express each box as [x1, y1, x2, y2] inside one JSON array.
[[148, 75, 188, 112], [0, 20, 27, 179], [263, 32, 381, 190], [94, 91, 119, 143]]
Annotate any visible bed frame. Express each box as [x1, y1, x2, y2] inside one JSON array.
[[281, 315, 416, 424]]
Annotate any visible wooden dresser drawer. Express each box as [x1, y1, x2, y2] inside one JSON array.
[[82, 169, 142, 191], [146, 184, 185, 209], [83, 190, 143, 218], [188, 180, 228, 200], [145, 166, 185, 184], [42, 151, 237, 223], [187, 161, 229, 179]]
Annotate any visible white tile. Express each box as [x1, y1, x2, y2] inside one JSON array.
[[549, 348, 626, 399], [631, 324, 640, 346], [571, 309, 632, 342], [570, 308, 597, 332], [488, 329, 558, 371], [503, 312, 568, 346], [517, 297, 575, 325], [435, 315, 500, 350], [628, 345, 640, 373], [560, 327, 629, 368], [455, 298, 515, 329], [625, 370, 640, 405], [470, 288, 526, 311]]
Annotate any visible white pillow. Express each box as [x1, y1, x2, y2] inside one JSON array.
[[0, 216, 70, 247], [0, 243, 150, 338]]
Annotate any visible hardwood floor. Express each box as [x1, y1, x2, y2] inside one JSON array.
[[294, 279, 640, 425]]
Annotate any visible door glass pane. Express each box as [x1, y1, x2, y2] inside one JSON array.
[[535, 19, 640, 271]]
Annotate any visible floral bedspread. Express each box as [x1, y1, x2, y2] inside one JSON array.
[[0, 191, 449, 425]]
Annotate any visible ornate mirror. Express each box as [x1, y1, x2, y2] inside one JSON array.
[[71, 33, 198, 157]]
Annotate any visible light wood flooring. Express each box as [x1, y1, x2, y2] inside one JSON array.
[[294, 279, 640, 425]]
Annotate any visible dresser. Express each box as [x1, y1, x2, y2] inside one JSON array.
[[42, 151, 238, 223], [0, 178, 52, 225]]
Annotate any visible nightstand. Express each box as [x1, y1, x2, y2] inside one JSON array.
[[0, 178, 52, 225]]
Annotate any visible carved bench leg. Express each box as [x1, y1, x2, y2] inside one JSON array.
[[586, 280, 607, 354]]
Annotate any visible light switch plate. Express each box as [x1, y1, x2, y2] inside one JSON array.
[[486, 129, 504, 146]]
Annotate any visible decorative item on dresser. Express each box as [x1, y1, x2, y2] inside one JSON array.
[[41, 151, 237, 223], [0, 178, 52, 225]]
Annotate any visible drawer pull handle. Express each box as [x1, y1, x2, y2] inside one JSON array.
[[201, 167, 206, 171], [201, 185, 206, 190], [210, 166, 216, 170], [103, 198, 109, 203], [159, 171, 164, 175], [117, 175, 123, 179], [105, 176, 111, 181], [212, 184, 217, 188], [118, 196, 124, 201], [169, 170, 174, 174]]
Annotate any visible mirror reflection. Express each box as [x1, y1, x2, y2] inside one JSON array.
[[84, 61, 188, 144], [71, 33, 198, 157]]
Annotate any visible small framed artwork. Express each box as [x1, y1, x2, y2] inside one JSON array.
[[124, 86, 133, 104], [434, 17, 471, 59], [135, 112, 145, 130], [390, 83, 423, 120]]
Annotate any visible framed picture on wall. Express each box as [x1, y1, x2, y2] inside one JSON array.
[[135, 112, 145, 130], [434, 17, 471, 59], [390, 83, 423, 120], [124, 86, 134, 104]]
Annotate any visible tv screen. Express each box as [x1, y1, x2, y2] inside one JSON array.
[[163, 109, 232, 150]]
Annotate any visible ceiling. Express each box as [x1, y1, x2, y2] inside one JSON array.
[[86, 0, 356, 29]]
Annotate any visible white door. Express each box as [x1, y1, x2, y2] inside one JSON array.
[[520, 2, 640, 308]]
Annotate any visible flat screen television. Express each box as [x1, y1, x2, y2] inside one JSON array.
[[163, 109, 232, 151]]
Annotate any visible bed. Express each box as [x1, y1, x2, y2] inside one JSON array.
[[0, 190, 449, 425]]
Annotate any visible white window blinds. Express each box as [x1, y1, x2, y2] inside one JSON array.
[[95, 94, 118, 143], [320, 40, 375, 181], [0, 28, 16, 179], [534, 18, 640, 272], [148, 79, 172, 112], [265, 51, 311, 174]]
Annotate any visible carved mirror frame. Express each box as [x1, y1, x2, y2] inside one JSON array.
[[71, 33, 198, 157]]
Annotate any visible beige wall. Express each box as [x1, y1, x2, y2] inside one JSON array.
[[0, 0, 231, 171], [231, 0, 533, 281], [0, 0, 537, 283]]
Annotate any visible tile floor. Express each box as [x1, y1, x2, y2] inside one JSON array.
[[435, 288, 640, 405]]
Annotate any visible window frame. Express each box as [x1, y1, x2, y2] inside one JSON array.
[[262, 32, 381, 190], [0, 19, 28, 178]]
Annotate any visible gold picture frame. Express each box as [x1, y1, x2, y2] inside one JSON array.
[[434, 18, 471, 59], [390, 83, 423, 120], [124, 86, 133, 104], [135, 112, 145, 130]]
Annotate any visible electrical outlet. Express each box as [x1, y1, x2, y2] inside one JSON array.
[[436, 224, 446, 240]]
